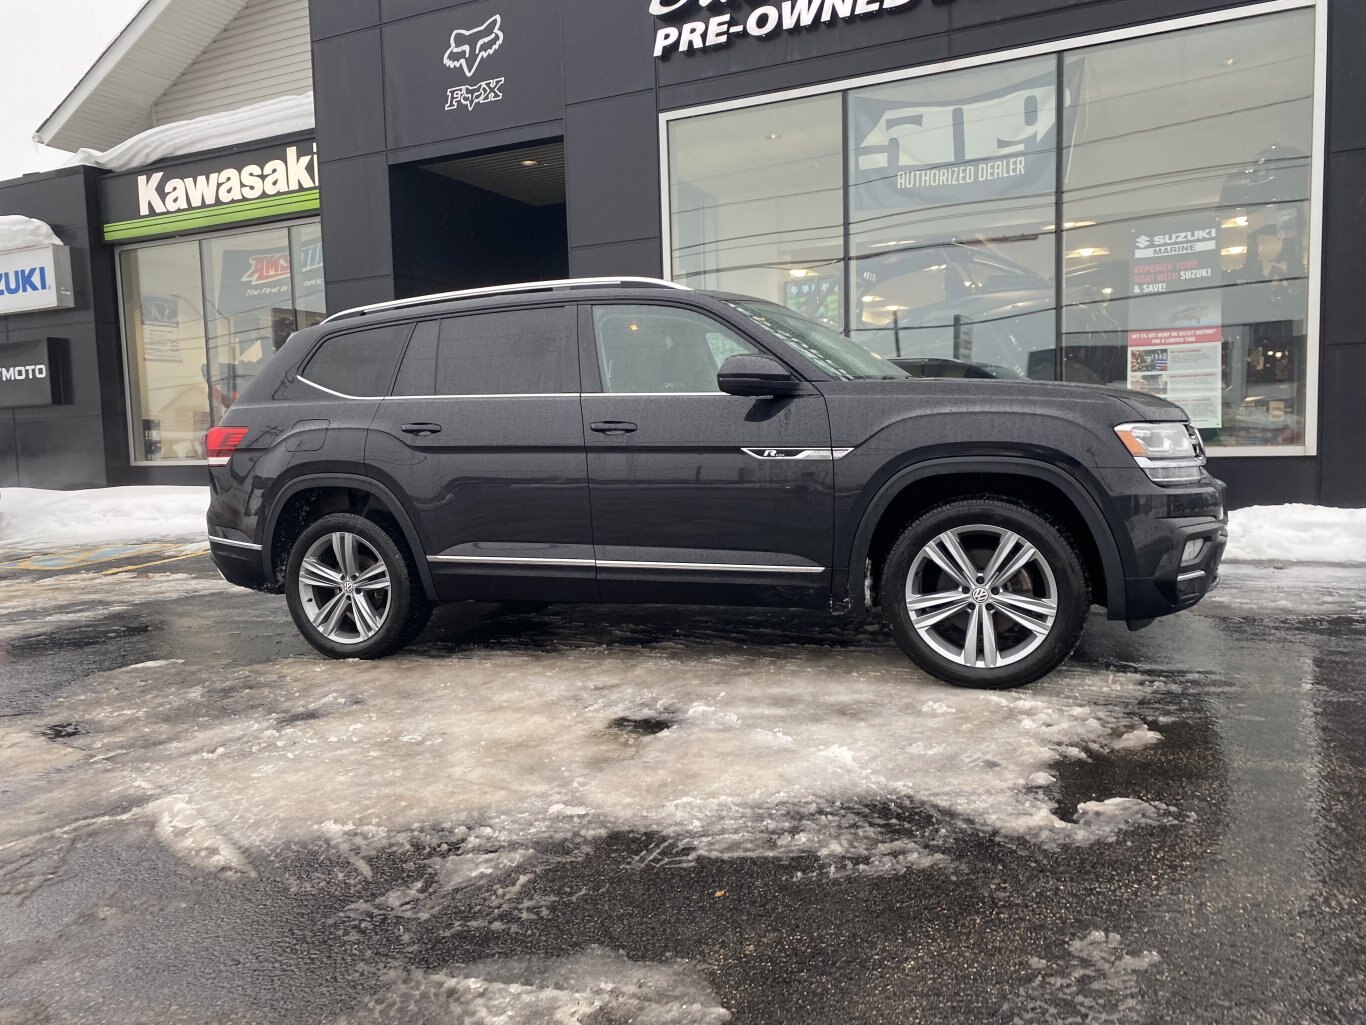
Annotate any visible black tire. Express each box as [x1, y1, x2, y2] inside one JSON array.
[[880, 498, 1089, 689], [284, 512, 431, 660]]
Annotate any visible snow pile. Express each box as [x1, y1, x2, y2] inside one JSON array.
[[0, 215, 61, 252], [64, 93, 314, 173], [0, 486, 208, 549], [1, 643, 1173, 895], [1226, 504, 1366, 564], [335, 950, 732, 1024]]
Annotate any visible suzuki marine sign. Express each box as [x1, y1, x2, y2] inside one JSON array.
[[651, 0, 950, 57], [0, 245, 75, 316], [101, 138, 320, 242]]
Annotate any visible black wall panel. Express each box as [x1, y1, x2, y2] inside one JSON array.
[[561, 0, 657, 105], [0, 166, 118, 488], [1318, 345, 1366, 506], [311, 0, 380, 40], [564, 90, 659, 250], [570, 237, 664, 279], [313, 30, 388, 160]]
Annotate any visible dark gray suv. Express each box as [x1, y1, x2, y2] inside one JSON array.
[[206, 277, 1227, 689]]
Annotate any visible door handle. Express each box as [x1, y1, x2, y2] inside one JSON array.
[[590, 421, 638, 435], [401, 423, 443, 437]]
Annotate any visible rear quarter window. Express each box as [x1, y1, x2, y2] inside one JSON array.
[[301, 324, 412, 397]]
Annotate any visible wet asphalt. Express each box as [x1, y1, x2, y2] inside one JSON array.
[[0, 550, 1363, 1025]]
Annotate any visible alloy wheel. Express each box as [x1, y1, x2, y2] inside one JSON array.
[[904, 524, 1059, 670], [296, 531, 393, 644]]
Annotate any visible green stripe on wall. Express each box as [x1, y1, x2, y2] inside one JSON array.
[[103, 189, 321, 241]]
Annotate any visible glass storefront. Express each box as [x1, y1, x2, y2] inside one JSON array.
[[119, 221, 326, 462], [667, 7, 1318, 452]]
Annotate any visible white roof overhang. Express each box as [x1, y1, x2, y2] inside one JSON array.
[[36, 0, 248, 152]]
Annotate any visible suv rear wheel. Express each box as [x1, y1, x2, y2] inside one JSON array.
[[881, 499, 1089, 689], [285, 513, 431, 659]]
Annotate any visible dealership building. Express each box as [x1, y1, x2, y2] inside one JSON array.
[[0, 0, 1357, 508]]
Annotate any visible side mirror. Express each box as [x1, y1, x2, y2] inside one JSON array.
[[717, 354, 803, 397]]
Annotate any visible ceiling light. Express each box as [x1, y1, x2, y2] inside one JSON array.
[[861, 295, 885, 303], [519, 159, 540, 167], [1042, 221, 1097, 232], [1223, 215, 1249, 228], [767, 133, 783, 141], [789, 268, 814, 278], [1223, 246, 1248, 256], [1066, 247, 1110, 259], [880, 305, 909, 312], [1102, 287, 1114, 296]]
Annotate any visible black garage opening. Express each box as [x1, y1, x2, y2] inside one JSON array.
[[390, 141, 568, 299]]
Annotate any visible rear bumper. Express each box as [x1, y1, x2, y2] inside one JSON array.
[[208, 534, 270, 591]]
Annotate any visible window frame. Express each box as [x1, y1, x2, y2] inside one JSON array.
[[115, 216, 324, 466], [385, 303, 581, 399], [299, 321, 415, 400], [658, 0, 1326, 457]]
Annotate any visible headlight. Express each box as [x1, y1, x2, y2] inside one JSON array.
[[1114, 422, 1206, 486]]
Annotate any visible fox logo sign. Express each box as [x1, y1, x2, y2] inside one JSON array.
[[444, 15, 503, 78]]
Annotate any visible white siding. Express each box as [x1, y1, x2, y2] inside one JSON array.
[[153, 0, 312, 127]]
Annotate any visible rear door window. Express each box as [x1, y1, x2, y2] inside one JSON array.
[[391, 306, 578, 396], [302, 324, 411, 397]]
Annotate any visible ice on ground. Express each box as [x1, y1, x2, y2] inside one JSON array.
[[0, 486, 208, 550], [0, 643, 1177, 889], [1006, 931, 1161, 1024], [1201, 563, 1366, 617], [334, 948, 731, 1024], [62, 94, 314, 173], [0, 571, 226, 642], [1227, 503, 1366, 564], [0, 215, 61, 252]]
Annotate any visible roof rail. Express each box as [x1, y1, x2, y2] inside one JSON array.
[[322, 277, 691, 324]]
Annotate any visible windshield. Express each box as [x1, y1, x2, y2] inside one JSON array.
[[725, 300, 910, 381]]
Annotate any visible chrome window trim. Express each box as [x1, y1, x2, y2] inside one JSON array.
[[299, 376, 799, 402], [298, 375, 581, 402]]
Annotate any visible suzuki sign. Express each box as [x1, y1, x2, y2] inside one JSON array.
[[0, 244, 75, 316]]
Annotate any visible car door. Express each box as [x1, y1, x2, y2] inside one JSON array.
[[580, 302, 836, 608], [366, 303, 596, 603]]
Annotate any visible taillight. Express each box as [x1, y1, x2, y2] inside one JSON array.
[[206, 426, 249, 466]]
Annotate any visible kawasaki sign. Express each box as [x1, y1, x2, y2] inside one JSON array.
[[101, 138, 319, 242], [651, 0, 952, 57]]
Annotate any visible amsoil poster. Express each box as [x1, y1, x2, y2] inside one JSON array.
[[1127, 216, 1224, 429]]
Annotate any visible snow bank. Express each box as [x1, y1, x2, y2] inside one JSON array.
[[0, 214, 61, 252], [63, 93, 314, 173], [0, 486, 207, 549], [1226, 504, 1366, 564]]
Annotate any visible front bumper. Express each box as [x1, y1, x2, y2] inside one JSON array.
[[1120, 477, 1228, 625]]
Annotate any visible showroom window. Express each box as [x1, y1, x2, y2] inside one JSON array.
[[119, 220, 326, 462], [665, 4, 1320, 453]]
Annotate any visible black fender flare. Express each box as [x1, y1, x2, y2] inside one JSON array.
[[844, 457, 1129, 618], [259, 473, 437, 600]]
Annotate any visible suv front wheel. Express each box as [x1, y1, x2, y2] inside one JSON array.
[[881, 499, 1089, 689], [285, 513, 431, 659]]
